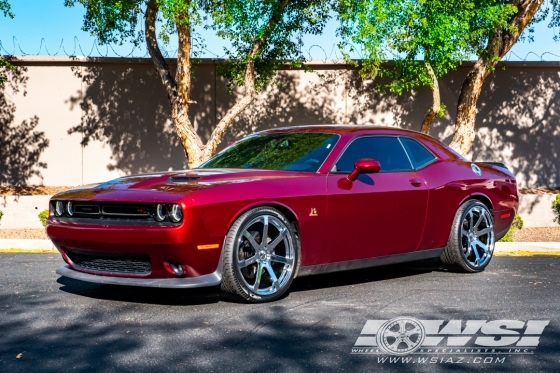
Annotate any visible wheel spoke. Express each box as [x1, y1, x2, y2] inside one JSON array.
[[474, 212, 484, 229], [267, 228, 288, 252], [405, 326, 421, 336], [238, 255, 257, 268], [253, 262, 264, 292], [476, 227, 492, 237], [270, 254, 293, 265], [384, 331, 401, 338], [475, 239, 490, 254], [398, 320, 406, 333], [261, 216, 269, 245], [243, 230, 260, 250], [471, 242, 481, 265], [388, 337, 402, 349], [402, 336, 414, 348], [468, 211, 474, 229], [265, 263, 279, 291]]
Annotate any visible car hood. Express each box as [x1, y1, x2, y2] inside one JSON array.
[[53, 168, 307, 202]]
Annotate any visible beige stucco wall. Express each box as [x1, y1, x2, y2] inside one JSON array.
[[2, 57, 560, 187]]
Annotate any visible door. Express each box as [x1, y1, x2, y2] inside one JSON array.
[[326, 136, 429, 263]]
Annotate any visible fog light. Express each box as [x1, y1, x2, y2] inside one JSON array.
[[169, 262, 184, 276], [55, 201, 64, 216], [66, 201, 74, 216], [169, 204, 183, 222], [154, 204, 166, 221]]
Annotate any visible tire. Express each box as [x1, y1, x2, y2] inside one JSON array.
[[221, 207, 299, 303], [440, 200, 495, 273]]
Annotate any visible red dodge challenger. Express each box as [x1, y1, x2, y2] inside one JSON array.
[[47, 125, 518, 302]]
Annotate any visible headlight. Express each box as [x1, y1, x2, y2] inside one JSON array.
[[66, 201, 74, 216], [169, 204, 183, 223], [154, 204, 166, 222], [55, 201, 64, 216]]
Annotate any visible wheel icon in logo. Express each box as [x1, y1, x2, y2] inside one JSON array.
[[376, 317, 426, 355]]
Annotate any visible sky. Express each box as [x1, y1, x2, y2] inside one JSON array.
[[0, 0, 559, 61]]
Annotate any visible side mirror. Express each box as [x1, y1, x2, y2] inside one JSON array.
[[348, 158, 381, 182]]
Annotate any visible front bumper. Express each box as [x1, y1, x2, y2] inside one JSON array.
[[56, 265, 221, 288]]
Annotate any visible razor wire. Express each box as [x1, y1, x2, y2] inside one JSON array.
[[1, 36, 560, 62]]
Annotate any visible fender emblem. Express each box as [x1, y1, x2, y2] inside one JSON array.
[[309, 208, 318, 217]]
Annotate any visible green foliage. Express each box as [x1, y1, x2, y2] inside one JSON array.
[[66, 0, 328, 93], [552, 194, 560, 224], [0, 0, 13, 18], [64, 0, 145, 46], [202, 0, 331, 93], [38, 209, 49, 227], [0, 0, 14, 86], [337, 0, 517, 95], [498, 215, 524, 242], [0, 209, 3, 222]]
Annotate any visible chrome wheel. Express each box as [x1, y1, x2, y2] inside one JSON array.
[[236, 214, 295, 296], [460, 205, 494, 268]]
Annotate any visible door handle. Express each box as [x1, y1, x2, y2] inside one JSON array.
[[409, 179, 423, 187]]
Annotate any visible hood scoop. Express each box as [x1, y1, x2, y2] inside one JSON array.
[[168, 175, 200, 183]]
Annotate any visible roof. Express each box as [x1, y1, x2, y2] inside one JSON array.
[[260, 124, 423, 136]]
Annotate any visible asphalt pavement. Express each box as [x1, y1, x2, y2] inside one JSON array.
[[0, 254, 559, 373]]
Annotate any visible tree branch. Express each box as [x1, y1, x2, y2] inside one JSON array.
[[420, 62, 441, 134], [145, 0, 177, 100], [202, 0, 291, 160], [449, 0, 544, 155]]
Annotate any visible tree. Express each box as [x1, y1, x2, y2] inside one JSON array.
[[66, 0, 330, 167], [337, 0, 516, 134], [449, 0, 560, 155], [0, 0, 15, 86]]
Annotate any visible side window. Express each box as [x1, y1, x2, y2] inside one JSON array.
[[335, 137, 413, 172], [399, 137, 436, 169]]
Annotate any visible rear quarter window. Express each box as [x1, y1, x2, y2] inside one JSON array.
[[399, 137, 437, 169]]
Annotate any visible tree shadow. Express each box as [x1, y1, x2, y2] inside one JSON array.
[[472, 66, 560, 190], [0, 60, 49, 186], [67, 63, 187, 175], [56, 259, 444, 306], [2, 256, 558, 372], [69, 63, 342, 165]]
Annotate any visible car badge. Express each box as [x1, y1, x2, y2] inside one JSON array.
[[309, 208, 318, 217], [471, 163, 482, 176]]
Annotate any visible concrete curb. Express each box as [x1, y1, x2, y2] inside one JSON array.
[[494, 242, 560, 255], [0, 239, 56, 251]]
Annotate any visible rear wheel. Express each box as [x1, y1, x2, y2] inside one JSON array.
[[440, 200, 495, 273], [221, 207, 298, 303]]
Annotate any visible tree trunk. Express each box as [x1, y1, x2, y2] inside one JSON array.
[[200, 0, 292, 164], [420, 63, 441, 134], [146, 0, 292, 168], [449, 0, 544, 156], [145, 0, 203, 168]]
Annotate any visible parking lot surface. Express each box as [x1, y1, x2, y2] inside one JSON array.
[[1, 254, 559, 372]]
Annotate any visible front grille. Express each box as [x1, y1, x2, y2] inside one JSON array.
[[66, 250, 151, 275]]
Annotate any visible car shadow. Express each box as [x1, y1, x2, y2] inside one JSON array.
[[57, 258, 450, 305]]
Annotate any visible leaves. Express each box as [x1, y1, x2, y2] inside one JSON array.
[[337, 0, 517, 95], [202, 0, 331, 93]]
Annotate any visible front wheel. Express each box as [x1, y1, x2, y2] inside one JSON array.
[[220, 207, 299, 303], [440, 200, 495, 273]]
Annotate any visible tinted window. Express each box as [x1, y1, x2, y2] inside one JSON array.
[[400, 137, 436, 169], [200, 132, 339, 172], [335, 136, 412, 172]]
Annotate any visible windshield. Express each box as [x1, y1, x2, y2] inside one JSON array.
[[199, 132, 339, 172]]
